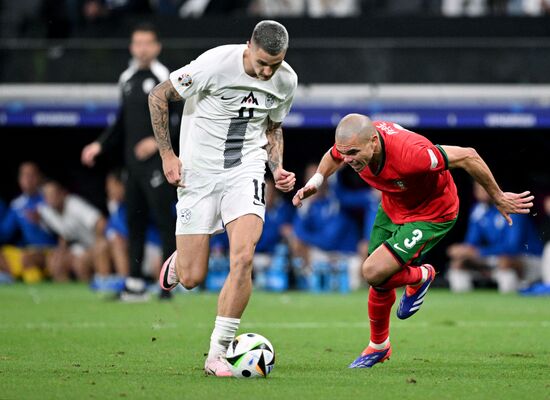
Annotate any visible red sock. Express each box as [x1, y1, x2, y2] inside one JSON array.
[[378, 265, 423, 290], [368, 287, 396, 344]]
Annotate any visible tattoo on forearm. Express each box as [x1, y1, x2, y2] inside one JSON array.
[[266, 120, 283, 174], [148, 80, 183, 155]]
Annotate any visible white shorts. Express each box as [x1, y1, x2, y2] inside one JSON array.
[[175, 161, 266, 235]]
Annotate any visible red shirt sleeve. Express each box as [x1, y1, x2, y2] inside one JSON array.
[[330, 145, 343, 161], [402, 142, 449, 175]]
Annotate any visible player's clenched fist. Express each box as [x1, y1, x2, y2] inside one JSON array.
[[273, 167, 296, 193], [161, 152, 184, 187]]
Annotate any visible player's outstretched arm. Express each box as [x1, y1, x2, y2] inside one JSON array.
[[148, 80, 184, 187], [441, 145, 534, 225], [266, 118, 296, 192], [292, 150, 344, 208]]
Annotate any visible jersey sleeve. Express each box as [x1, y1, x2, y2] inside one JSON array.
[[169, 50, 216, 99], [268, 92, 294, 123], [71, 197, 101, 232], [268, 76, 297, 123], [402, 142, 448, 175], [330, 145, 344, 161]]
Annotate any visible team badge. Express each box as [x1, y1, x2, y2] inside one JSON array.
[[180, 208, 192, 223], [265, 94, 275, 108], [241, 91, 259, 105], [394, 180, 406, 190], [177, 73, 193, 87]]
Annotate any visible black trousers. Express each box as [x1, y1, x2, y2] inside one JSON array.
[[125, 156, 176, 279]]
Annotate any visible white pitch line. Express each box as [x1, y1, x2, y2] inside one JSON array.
[[1, 321, 548, 330]]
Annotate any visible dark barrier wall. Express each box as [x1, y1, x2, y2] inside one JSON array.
[[2, 17, 550, 83]]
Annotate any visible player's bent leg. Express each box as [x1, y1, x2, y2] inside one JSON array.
[[159, 234, 210, 291], [361, 245, 404, 287], [396, 264, 436, 320]]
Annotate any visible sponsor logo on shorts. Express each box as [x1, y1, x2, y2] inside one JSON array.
[[393, 243, 408, 254], [180, 208, 191, 223]]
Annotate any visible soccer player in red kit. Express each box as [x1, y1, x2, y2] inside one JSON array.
[[292, 114, 534, 368]]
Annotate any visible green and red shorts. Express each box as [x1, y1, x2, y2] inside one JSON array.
[[368, 205, 457, 266]]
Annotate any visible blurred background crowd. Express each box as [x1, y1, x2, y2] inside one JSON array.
[[3, 0, 550, 40], [1, 0, 549, 298]]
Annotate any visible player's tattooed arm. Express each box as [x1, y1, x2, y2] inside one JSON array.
[[148, 80, 183, 156], [265, 118, 284, 175]]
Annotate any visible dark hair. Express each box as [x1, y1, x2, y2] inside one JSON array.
[[251, 20, 289, 56], [131, 22, 160, 42]]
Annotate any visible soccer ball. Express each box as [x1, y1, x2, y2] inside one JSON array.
[[226, 333, 275, 378]]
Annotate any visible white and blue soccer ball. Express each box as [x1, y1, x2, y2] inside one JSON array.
[[226, 333, 275, 378]]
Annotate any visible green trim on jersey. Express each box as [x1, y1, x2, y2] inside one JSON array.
[[435, 144, 449, 170], [373, 131, 386, 176], [368, 205, 457, 266]]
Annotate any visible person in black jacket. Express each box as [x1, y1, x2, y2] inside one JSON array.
[[81, 23, 178, 300]]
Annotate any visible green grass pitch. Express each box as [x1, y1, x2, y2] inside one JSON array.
[[1, 284, 549, 399]]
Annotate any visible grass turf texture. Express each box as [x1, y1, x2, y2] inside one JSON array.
[[1, 284, 549, 400]]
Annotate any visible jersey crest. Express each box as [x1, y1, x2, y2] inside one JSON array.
[[241, 91, 259, 105]]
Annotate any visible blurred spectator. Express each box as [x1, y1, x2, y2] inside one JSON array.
[[178, 0, 249, 17], [253, 177, 295, 286], [248, 0, 360, 17], [290, 163, 360, 290], [102, 170, 163, 284], [447, 182, 542, 293], [38, 180, 109, 282], [0, 162, 57, 283], [508, 0, 550, 15], [332, 171, 380, 289], [0, 198, 13, 283], [248, 0, 305, 16], [540, 195, 550, 285], [442, 0, 489, 16], [81, 23, 177, 301], [256, 177, 295, 254]]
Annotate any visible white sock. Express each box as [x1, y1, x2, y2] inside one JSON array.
[[447, 269, 473, 292], [494, 269, 518, 293], [208, 316, 240, 360], [369, 337, 390, 350], [125, 277, 145, 292]]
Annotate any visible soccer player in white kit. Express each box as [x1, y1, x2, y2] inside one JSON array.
[[148, 20, 297, 376]]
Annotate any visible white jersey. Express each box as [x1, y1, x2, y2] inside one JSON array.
[[169, 44, 297, 173], [38, 195, 101, 248]]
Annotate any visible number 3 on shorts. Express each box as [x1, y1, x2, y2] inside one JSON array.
[[404, 229, 423, 249]]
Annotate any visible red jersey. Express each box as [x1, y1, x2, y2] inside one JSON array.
[[331, 121, 459, 224]]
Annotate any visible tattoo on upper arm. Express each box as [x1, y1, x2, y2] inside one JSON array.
[[265, 119, 283, 174], [148, 80, 181, 154]]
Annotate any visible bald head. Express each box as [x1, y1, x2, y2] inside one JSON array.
[[335, 114, 376, 143]]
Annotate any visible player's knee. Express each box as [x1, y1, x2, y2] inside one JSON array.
[[362, 261, 386, 286], [179, 275, 201, 290], [230, 252, 254, 277]]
